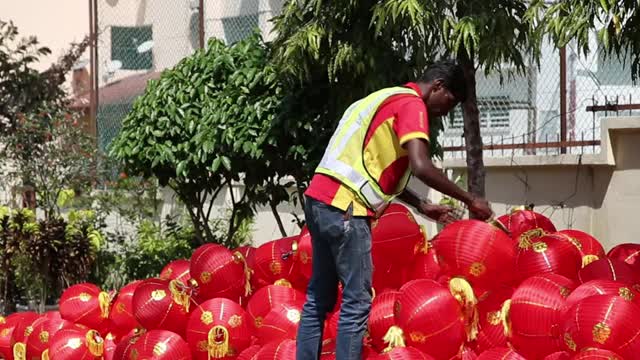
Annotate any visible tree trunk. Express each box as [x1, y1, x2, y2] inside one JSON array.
[[458, 51, 486, 207], [269, 199, 287, 237]]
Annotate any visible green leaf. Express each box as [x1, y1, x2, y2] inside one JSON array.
[[221, 156, 231, 171]]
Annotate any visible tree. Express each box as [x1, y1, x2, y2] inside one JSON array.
[[546, 0, 640, 79], [111, 34, 288, 244], [271, 0, 546, 202]]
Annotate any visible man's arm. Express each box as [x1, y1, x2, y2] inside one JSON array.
[[404, 138, 493, 220]]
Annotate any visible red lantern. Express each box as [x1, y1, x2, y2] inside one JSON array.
[[111, 331, 141, 360], [608, 243, 640, 272], [562, 294, 640, 358], [369, 346, 435, 360], [124, 330, 191, 360], [402, 241, 441, 283], [25, 316, 74, 360], [293, 226, 313, 290], [8, 311, 40, 360], [132, 278, 191, 336], [0, 312, 40, 360], [504, 273, 577, 359], [373, 264, 405, 294], [391, 279, 465, 360], [371, 204, 424, 278], [109, 280, 141, 339], [235, 246, 256, 270], [475, 287, 514, 353], [453, 346, 478, 360], [578, 257, 640, 287], [237, 344, 260, 360], [571, 349, 623, 359], [160, 259, 191, 284], [251, 236, 300, 291], [253, 338, 296, 360], [186, 298, 251, 359], [434, 220, 515, 288], [59, 283, 111, 333], [46, 326, 105, 360], [44, 312, 62, 320], [324, 311, 339, 340], [190, 244, 250, 302], [555, 230, 605, 266], [476, 347, 526, 360], [564, 279, 640, 312], [515, 234, 582, 282], [368, 291, 399, 352], [246, 284, 306, 332], [543, 352, 571, 360], [496, 209, 556, 242], [256, 303, 302, 345]]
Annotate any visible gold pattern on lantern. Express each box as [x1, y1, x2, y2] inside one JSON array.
[[409, 331, 427, 343], [162, 268, 173, 279], [559, 287, 571, 298], [151, 289, 167, 301], [270, 261, 282, 275], [21, 328, 32, 341], [371, 220, 378, 229], [39, 331, 49, 343], [532, 241, 548, 253], [67, 338, 82, 350], [200, 272, 212, 284], [228, 315, 242, 328], [287, 309, 301, 323], [564, 333, 577, 351], [197, 340, 208, 352], [300, 251, 309, 264], [117, 302, 126, 313], [79, 292, 92, 302], [130, 349, 139, 360], [201, 311, 213, 325], [619, 287, 635, 301], [254, 316, 263, 327], [487, 311, 501, 326], [0, 329, 9, 337], [153, 341, 168, 356], [394, 302, 401, 316], [593, 322, 612, 344], [469, 262, 486, 277]]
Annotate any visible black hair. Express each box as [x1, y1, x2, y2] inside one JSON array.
[[418, 59, 467, 103]]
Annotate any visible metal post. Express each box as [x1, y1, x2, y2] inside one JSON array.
[[199, 0, 205, 49], [89, 0, 95, 137], [560, 47, 567, 154], [91, 0, 99, 141]]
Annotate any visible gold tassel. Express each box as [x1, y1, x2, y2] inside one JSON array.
[[382, 326, 405, 353], [582, 255, 599, 267], [41, 349, 49, 360], [208, 326, 230, 359], [500, 299, 512, 338], [487, 218, 510, 235], [274, 279, 292, 287], [13, 342, 26, 360], [518, 228, 546, 249], [85, 330, 104, 357], [234, 251, 253, 297], [169, 280, 191, 313], [371, 287, 376, 302], [291, 240, 299, 254], [449, 277, 479, 342], [98, 291, 110, 319]]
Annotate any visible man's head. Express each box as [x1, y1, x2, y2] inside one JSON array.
[[416, 60, 467, 118]]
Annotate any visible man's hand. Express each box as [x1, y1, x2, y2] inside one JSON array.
[[418, 202, 459, 225], [468, 197, 493, 221]]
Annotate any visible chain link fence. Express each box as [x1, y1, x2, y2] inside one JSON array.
[[93, 1, 639, 161], [94, 0, 281, 155]]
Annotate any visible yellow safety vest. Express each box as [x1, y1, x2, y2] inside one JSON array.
[[316, 86, 420, 214]]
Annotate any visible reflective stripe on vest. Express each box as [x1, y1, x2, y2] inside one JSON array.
[[316, 86, 420, 211]]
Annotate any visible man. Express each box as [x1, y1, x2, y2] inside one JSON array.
[[296, 60, 494, 360]]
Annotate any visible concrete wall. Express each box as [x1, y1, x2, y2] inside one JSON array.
[[443, 116, 640, 251]]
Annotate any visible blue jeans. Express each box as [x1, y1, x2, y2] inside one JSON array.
[[296, 197, 373, 360]]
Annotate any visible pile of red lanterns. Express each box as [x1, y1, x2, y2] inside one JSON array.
[[2, 203, 640, 359]]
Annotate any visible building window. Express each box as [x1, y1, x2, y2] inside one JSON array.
[[111, 25, 153, 70], [222, 14, 259, 44], [448, 97, 511, 132]]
